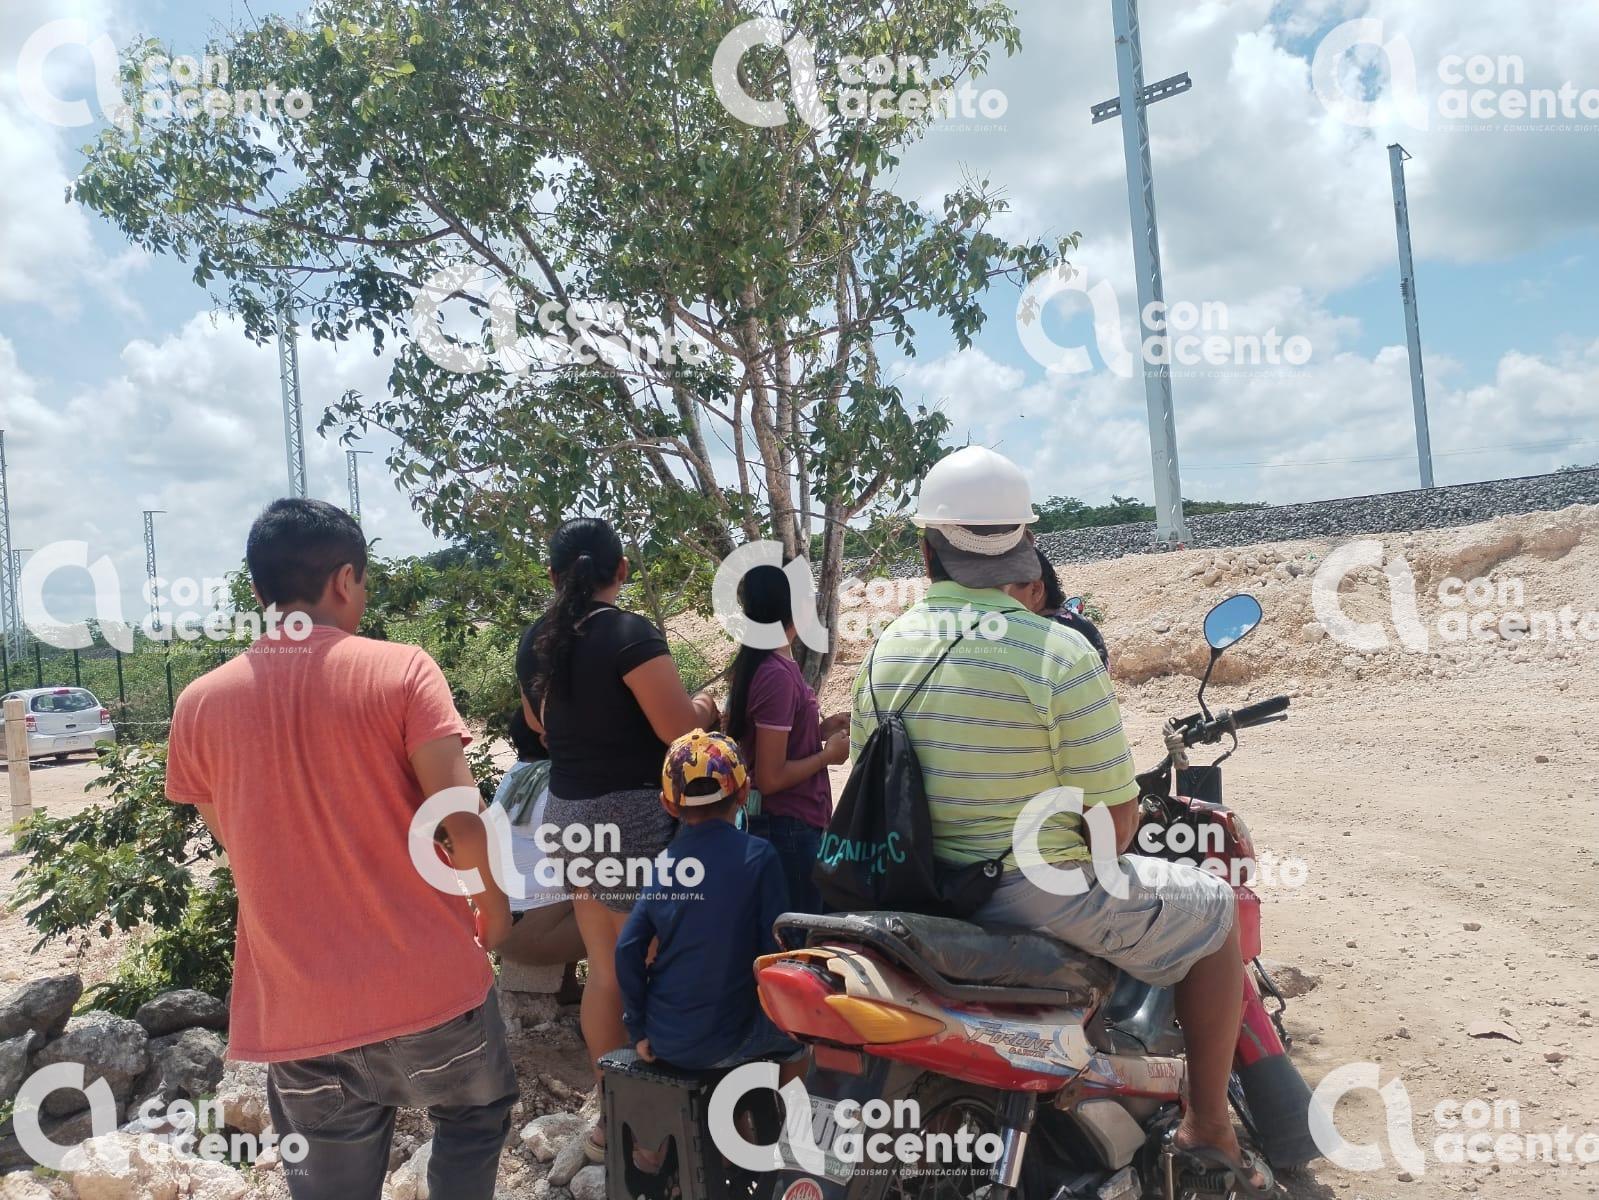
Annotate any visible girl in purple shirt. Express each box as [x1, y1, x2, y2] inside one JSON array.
[[724, 564, 849, 912]]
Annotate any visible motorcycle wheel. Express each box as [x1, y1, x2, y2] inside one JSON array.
[[878, 1074, 1003, 1200], [724, 1088, 783, 1200]]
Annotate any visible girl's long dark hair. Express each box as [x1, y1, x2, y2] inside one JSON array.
[[532, 517, 624, 699], [725, 564, 794, 743]]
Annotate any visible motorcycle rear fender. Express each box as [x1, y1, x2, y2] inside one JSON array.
[[761, 944, 1099, 1091], [1235, 884, 1262, 960]]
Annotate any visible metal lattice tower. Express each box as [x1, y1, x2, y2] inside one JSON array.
[[276, 291, 308, 499], [143, 510, 164, 633], [0, 432, 16, 653], [1093, 0, 1191, 546], [1388, 144, 1435, 490], [346, 449, 371, 523]]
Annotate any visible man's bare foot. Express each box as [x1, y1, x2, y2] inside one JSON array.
[[1173, 1115, 1270, 1195]]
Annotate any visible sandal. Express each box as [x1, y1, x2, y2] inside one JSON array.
[[583, 1122, 607, 1164], [1170, 1137, 1275, 1198]]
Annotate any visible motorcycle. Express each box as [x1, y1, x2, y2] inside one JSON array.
[[754, 594, 1321, 1200]]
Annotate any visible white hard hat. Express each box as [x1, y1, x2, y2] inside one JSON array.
[[911, 446, 1038, 545]]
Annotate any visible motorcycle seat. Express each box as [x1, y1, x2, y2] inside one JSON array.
[[774, 911, 1117, 1007]]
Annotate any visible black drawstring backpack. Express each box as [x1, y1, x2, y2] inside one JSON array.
[[812, 627, 1008, 918]]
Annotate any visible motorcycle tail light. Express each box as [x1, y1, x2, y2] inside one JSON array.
[[756, 959, 863, 1045], [824, 996, 947, 1045]]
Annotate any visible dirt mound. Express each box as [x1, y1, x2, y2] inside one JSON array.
[[670, 504, 1599, 726], [803, 505, 1599, 711]]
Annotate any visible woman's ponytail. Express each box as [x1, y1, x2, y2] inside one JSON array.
[[532, 519, 624, 699]]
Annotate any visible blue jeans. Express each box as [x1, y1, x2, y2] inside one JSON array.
[[749, 813, 824, 914]]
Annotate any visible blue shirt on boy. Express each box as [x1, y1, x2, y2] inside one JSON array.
[[615, 818, 788, 1068]]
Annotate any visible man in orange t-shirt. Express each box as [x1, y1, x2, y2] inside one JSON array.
[[167, 498, 516, 1200]]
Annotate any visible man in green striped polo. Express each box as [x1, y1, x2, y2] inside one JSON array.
[[849, 446, 1264, 1192]]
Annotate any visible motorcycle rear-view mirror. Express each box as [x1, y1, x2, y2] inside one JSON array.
[[1204, 594, 1263, 652], [1197, 594, 1263, 717]]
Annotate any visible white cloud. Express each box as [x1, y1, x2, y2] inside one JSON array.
[[876, 0, 1599, 510], [897, 0, 1599, 299], [5, 0, 1598, 607], [900, 330, 1599, 508], [0, 0, 147, 312], [0, 314, 446, 623]]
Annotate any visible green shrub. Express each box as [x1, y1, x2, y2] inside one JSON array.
[[11, 742, 233, 1016], [669, 637, 723, 695]]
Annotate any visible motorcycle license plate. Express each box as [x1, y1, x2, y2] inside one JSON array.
[[778, 1096, 855, 1182]]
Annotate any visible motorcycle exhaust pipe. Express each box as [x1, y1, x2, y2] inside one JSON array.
[[1235, 976, 1321, 1168]]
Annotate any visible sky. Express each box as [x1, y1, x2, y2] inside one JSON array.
[[2, 0, 1598, 623]]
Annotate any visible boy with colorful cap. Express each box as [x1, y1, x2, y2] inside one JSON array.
[[615, 730, 801, 1070]]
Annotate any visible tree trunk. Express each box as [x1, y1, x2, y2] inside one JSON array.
[[800, 496, 849, 690]]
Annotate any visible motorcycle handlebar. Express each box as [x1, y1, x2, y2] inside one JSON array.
[[1180, 694, 1291, 746], [1232, 694, 1291, 726]]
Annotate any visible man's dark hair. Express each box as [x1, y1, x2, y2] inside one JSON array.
[[246, 498, 368, 607]]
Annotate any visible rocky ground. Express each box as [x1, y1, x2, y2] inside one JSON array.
[[2, 502, 1597, 1198], [858, 466, 1599, 571]]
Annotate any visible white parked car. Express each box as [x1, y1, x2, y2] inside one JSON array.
[[1, 687, 117, 762]]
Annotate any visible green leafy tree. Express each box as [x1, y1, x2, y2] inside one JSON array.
[[72, 0, 1075, 684]]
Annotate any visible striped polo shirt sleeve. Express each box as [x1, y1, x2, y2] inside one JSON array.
[[1043, 628, 1139, 812]]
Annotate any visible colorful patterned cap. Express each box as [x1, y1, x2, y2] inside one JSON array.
[[661, 729, 749, 806]]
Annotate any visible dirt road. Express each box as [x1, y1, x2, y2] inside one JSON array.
[[814, 503, 1599, 1199], [1120, 672, 1598, 1199]]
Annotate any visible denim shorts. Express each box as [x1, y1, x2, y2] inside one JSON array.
[[977, 854, 1235, 987]]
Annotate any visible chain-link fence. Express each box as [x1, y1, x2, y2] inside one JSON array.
[[1, 638, 245, 741]]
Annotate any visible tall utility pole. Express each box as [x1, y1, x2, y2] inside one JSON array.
[[1388, 144, 1435, 490], [142, 510, 165, 633], [7, 549, 25, 658], [346, 449, 372, 523], [276, 290, 308, 499], [0, 432, 16, 654], [1092, 0, 1193, 547]]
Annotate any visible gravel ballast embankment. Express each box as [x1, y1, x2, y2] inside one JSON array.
[[857, 468, 1599, 576]]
